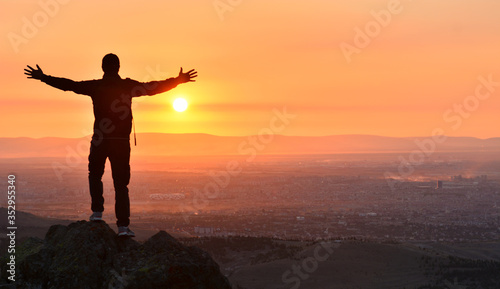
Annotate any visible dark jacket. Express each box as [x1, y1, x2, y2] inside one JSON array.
[[41, 73, 180, 140]]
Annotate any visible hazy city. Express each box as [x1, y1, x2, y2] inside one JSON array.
[[4, 150, 500, 242], [2, 140, 500, 288]]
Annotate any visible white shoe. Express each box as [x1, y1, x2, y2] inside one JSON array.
[[89, 212, 103, 221], [118, 226, 135, 237]]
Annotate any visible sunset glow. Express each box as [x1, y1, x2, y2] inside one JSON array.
[[1, 1, 500, 138], [2, 3, 500, 286]]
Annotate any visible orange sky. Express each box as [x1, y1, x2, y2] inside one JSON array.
[[1, 0, 500, 138]]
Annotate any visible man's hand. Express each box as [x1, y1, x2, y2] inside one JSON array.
[[177, 67, 197, 83], [24, 64, 45, 80]]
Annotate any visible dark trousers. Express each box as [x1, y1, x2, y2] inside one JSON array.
[[88, 139, 131, 227]]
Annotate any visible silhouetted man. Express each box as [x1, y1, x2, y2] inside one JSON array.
[[25, 54, 197, 236]]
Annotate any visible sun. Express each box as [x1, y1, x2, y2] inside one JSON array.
[[173, 97, 188, 112]]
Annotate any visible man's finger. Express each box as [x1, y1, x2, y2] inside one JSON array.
[[36, 64, 41, 70], [27, 65, 35, 71], [179, 67, 183, 74], [24, 69, 31, 73]]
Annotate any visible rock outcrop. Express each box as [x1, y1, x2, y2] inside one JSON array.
[[13, 221, 232, 289]]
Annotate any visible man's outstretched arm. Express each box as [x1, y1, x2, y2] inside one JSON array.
[[139, 67, 198, 96], [24, 64, 93, 95]]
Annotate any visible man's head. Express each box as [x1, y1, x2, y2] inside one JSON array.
[[102, 53, 120, 74]]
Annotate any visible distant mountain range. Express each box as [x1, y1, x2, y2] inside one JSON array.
[[1, 133, 500, 158]]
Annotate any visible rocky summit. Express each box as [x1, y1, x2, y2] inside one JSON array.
[[13, 221, 232, 289]]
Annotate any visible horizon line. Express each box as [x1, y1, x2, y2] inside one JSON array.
[[1, 133, 500, 141]]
